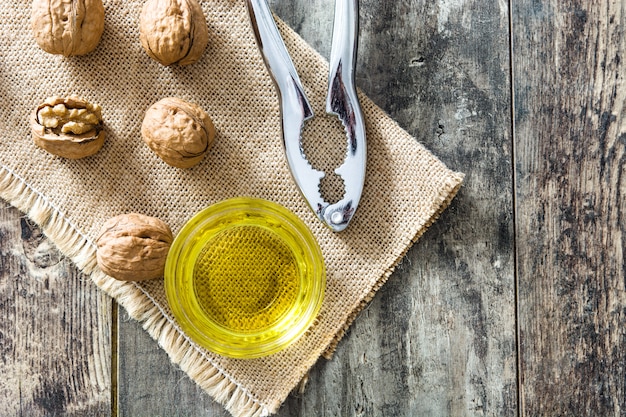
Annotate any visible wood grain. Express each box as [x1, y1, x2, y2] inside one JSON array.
[[0, 205, 111, 416], [514, 0, 626, 415], [13, 0, 626, 416], [116, 0, 517, 416], [277, 0, 517, 415]]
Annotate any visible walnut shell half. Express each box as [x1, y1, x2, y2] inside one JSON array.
[[142, 97, 215, 168], [31, 0, 105, 56], [31, 96, 105, 159], [96, 213, 174, 282], [139, 0, 209, 66]]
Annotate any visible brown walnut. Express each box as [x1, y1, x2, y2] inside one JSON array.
[[31, 0, 105, 56], [31, 96, 105, 159], [139, 0, 209, 66], [96, 213, 174, 282], [141, 97, 215, 168]]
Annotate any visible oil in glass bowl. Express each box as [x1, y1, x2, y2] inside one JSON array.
[[193, 225, 299, 332], [165, 197, 325, 359]]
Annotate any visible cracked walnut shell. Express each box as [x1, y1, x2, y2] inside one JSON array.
[[142, 97, 215, 168], [31, 0, 105, 56], [139, 0, 209, 66], [31, 96, 105, 159], [96, 213, 174, 282]]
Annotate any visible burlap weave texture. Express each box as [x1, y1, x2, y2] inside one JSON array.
[[0, 1, 463, 416]]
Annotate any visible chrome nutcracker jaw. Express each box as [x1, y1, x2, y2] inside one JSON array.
[[247, 0, 366, 232]]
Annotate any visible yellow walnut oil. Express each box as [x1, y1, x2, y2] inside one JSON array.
[[165, 198, 325, 359], [193, 225, 299, 332]]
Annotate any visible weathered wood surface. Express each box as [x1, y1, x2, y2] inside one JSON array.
[[514, 0, 626, 415], [0, 207, 112, 416], [2, 0, 625, 416], [118, 0, 517, 416]]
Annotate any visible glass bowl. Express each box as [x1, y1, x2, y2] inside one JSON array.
[[165, 197, 325, 359]]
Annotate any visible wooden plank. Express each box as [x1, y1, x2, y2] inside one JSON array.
[[513, 0, 626, 415], [117, 0, 517, 416], [0, 204, 112, 416], [277, 0, 517, 415], [116, 312, 226, 416]]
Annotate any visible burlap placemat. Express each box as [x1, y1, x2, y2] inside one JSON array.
[[0, 1, 463, 416]]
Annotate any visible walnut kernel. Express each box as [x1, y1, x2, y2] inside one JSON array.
[[31, 96, 105, 159]]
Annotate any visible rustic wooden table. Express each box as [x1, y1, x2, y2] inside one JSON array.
[[1, 0, 624, 415]]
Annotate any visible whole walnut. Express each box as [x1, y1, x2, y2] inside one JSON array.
[[96, 213, 174, 282], [31, 0, 105, 56], [31, 96, 105, 159], [142, 97, 215, 168], [139, 0, 209, 66]]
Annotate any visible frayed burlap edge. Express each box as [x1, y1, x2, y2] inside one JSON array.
[[0, 161, 464, 416], [0, 164, 273, 417]]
